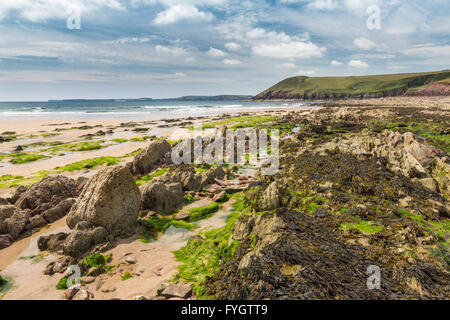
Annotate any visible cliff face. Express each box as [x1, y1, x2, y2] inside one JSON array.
[[253, 89, 410, 101]]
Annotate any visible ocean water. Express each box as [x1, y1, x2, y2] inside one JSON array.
[[0, 100, 310, 121]]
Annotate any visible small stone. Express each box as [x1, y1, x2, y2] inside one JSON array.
[[81, 276, 96, 284], [160, 283, 192, 299], [72, 289, 90, 300], [133, 295, 148, 300], [64, 288, 79, 300], [125, 257, 137, 264]]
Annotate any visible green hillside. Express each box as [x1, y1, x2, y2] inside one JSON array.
[[253, 70, 450, 100]]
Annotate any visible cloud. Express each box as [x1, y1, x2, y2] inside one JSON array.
[[224, 42, 241, 52], [331, 60, 343, 66], [348, 59, 369, 68], [104, 37, 152, 45], [0, 0, 124, 22], [276, 62, 297, 68], [175, 72, 186, 77], [216, 22, 325, 60], [223, 58, 242, 65], [153, 4, 214, 25], [253, 42, 325, 59], [207, 47, 227, 57], [353, 38, 378, 50], [155, 45, 187, 56], [296, 69, 315, 75]]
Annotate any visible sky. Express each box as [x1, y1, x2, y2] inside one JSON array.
[[0, 0, 448, 101]]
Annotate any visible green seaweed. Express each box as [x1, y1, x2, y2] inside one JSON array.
[[188, 202, 220, 222], [340, 219, 384, 234], [174, 193, 246, 298]]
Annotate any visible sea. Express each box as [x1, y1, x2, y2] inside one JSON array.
[[0, 100, 311, 121]]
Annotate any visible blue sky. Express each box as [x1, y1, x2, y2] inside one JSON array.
[[0, 0, 448, 100]]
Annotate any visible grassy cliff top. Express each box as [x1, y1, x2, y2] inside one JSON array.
[[254, 69, 450, 100]]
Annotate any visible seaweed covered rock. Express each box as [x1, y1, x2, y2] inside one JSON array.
[[66, 165, 141, 237], [257, 181, 280, 211], [205, 208, 450, 299], [131, 139, 171, 175]]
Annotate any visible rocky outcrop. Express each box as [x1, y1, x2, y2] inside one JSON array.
[[130, 139, 172, 175], [0, 176, 77, 248], [67, 165, 141, 238], [179, 169, 202, 192], [257, 182, 280, 211], [140, 173, 184, 214], [313, 130, 445, 182], [206, 208, 450, 299], [15, 175, 77, 214]]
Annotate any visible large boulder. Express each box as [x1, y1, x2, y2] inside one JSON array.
[[141, 181, 184, 214], [66, 165, 141, 237], [131, 139, 171, 175], [15, 176, 77, 216]]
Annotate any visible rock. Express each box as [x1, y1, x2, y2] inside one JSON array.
[[15, 176, 77, 214], [38, 232, 69, 252], [213, 191, 226, 202], [0, 204, 17, 222], [0, 234, 13, 249], [81, 276, 96, 284], [419, 178, 439, 193], [180, 170, 202, 192], [133, 295, 148, 300], [63, 230, 94, 258], [66, 165, 141, 237], [7, 186, 27, 204], [200, 166, 226, 187], [75, 176, 89, 194], [64, 288, 79, 300], [72, 289, 90, 300], [91, 226, 108, 244], [141, 181, 184, 214], [398, 196, 413, 208], [258, 182, 279, 211], [25, 215, 47, 230], [0, 197, 9, 206], [126, 257, 137, 264], [42, 198, 76, 223], [160, 283, 193, 299], [5, 210, 30, 239], [87, 267, 104, 277], [131, 139, 171, 175]]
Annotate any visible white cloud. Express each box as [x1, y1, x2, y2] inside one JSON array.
[[207, 47, 227, 57], [155, 45, 187, 56], [307, 0, 337, 10], [223, 27, 324, 60], [296, 69, 315, 75], [175, 72, 186, 77], [253, 42, 325, 59], [348, 59, 369, 68], [224, 42, 241, 52], [331, 60, 343, 66], [276, 62, 296, 68], [402, 44, 450, 58], [153, 4, 214, 25], [0, 0, 124, 21], [353, 38, 378, 50], [104, 37, 152, 45], [223, 58, 242, 65]]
